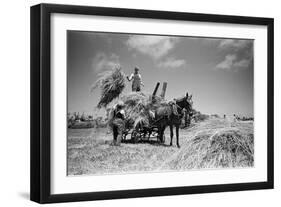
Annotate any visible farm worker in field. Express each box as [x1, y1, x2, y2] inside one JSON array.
[[233, 114, 237, 122], [182, 108, 191, 128], [127, 67, 144, 92], [108, 101, 126, 146]]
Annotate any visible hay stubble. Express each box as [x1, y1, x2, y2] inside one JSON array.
[[67, 118, 254, 175]]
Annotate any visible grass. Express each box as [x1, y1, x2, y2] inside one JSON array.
[[67, 128, 178, 175], [67, 118, 254, 175]]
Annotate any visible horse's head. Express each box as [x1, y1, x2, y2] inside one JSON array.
[[175, 92, 193, 115]]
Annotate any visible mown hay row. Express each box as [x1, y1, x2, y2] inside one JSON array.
[[161, 128, 254, 170]]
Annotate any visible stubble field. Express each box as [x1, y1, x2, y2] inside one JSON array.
[[67, 118, 254, 176]]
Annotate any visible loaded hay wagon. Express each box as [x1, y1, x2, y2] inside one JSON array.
[[121, 82, 168, 144], [92, 66, 186, 145]]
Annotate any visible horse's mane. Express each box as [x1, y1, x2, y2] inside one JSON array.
[[155, 95, 193, 118], [174, 96, 186, 102]]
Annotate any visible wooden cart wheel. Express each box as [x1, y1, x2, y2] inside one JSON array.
[[122, 129, 129, 141], [131, 130, 140, 143], [157, 133, 165, 144], [122, 133, 127, 141]]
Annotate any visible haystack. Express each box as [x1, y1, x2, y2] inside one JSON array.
[[206, 130, 254, 167], [167, 128, 254, 170]]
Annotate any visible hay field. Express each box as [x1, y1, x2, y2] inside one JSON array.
[[67, 118, 254, 176]]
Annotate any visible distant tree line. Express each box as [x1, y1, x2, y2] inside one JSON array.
[[67, 112, 108, 129]]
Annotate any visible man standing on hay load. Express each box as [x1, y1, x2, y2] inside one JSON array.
[[127, 67, 144, 92], [108, 101, 126, 146]]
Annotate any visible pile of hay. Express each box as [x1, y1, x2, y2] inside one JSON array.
[[120, 92, 164, 130], [170, 129, 254, 170], [92, 66, 126, 108], [205, 130, 254, 167]]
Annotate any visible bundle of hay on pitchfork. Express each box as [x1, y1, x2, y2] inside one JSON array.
[[92, 65, 194, 147]]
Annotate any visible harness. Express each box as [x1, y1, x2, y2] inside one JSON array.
[[169, 98, 192, 118], [169, 101, 183, 117]]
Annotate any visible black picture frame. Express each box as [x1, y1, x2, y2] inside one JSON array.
[[30, 3, 274, 204]]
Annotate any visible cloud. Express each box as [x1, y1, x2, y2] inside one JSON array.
[[233, 59, 251, 68], [92, 53, 120, 72], [157, 57, 186, 69], [218, 39, 251, 50], [126, 35, 178, 59], [216, 39, 253, 72], [215, 54, 237, 71], [215, 54, 251, 71]]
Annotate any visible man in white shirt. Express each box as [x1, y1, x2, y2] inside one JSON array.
[[127, 67, 144, 92]]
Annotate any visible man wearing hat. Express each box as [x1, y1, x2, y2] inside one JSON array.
[[108, 101, 126, 146], [127, 67, 144, 92]]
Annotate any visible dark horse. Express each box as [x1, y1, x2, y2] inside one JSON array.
[[154, 92, 193, 148]]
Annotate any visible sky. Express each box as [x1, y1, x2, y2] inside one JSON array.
[[67, 31, 254, 117]]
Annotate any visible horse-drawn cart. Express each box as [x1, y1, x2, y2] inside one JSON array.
[[120, 82, 169, 144], [94, 67, 193, 147]]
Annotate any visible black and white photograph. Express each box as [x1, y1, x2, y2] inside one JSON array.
[[67, 31, 254, 176], [0, 0, 277, 206]]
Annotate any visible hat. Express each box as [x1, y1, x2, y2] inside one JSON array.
[[116, 101, 125, 108]]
